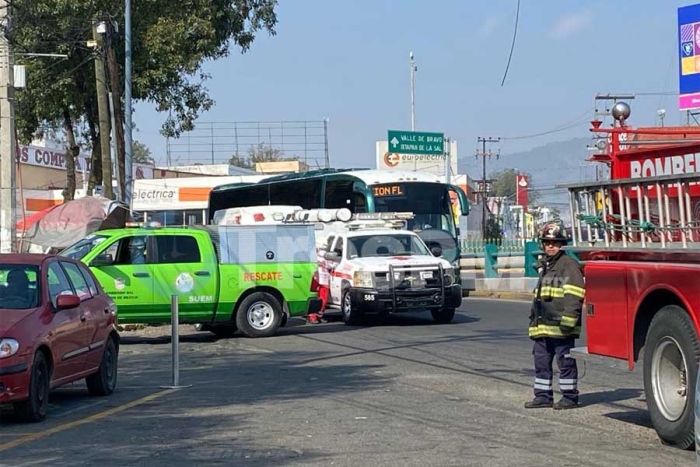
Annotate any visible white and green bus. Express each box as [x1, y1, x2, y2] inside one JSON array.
[[208, 169, 471, 287]]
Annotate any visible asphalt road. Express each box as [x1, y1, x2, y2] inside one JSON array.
[[0, 298, 696, 467]]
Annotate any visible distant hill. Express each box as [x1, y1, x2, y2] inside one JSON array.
[[458, 137, 606, 207]]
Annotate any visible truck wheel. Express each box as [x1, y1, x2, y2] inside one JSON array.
[[236, 292, 283, 338], [643, 305, 700, 449], [15, 351, 51, 423], [341, 288, 362, 325], [431, 307, 456, 324]]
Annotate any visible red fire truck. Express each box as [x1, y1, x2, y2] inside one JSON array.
[[564, 101, 700, 450]]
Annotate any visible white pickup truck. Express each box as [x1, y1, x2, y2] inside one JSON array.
[[317, 214, 462, 325]]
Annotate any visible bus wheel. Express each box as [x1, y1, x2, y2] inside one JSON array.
[[643, 305, 699, 450], [236, 292, 283, 338]]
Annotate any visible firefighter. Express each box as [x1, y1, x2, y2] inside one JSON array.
[[524, 221, 585, 410]]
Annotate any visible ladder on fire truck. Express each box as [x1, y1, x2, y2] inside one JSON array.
[[563, 172, 700, 252]]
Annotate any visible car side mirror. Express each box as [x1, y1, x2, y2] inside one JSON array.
[[55, 294, 81, 310], [91, 253, 114, 267], [431, 246, 443, 257], [324, 252, 340, 262]]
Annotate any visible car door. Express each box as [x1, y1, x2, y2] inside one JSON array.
[[88, 234, 154, 323], [60, 260, 106, 369], [328, 237, 346, 305], [46, 260, 88, 382], [151, 233, 217, 322]]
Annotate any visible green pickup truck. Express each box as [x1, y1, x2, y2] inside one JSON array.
[[59, 224, 322, 338]]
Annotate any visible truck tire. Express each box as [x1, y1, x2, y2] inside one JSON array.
[[431, 307, 456, 324], [643, 305, 700, 449], [341, 288, 362, 326], [235, 292, 283, 338]]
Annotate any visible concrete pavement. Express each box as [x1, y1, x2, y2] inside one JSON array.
[[0, 298, 693, 466]]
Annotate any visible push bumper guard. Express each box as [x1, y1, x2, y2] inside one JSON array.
[[350, 263, 462, 313]]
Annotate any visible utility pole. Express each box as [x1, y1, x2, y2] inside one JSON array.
[[92, 16, 113, 199], [0, 0, 16, 253], [124, 0, 133, 212], [105, 17, 126, 201], [476, 137, 500, 239], [410, 51, 416, 131]]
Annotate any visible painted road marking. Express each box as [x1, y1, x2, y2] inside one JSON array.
[[0, 388, 176, 452]]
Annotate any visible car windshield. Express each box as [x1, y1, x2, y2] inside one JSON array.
[[0, 264, 41, 310], [60, 234, 110, 260], [347, 234, 430, 258]]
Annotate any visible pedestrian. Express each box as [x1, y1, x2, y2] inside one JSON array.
[[308, 242, 330, 324], [525, 221, 585, 410]]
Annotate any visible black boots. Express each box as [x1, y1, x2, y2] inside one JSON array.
[[524, 396, 579, 409], [553, 397, 579, 410], [524, 397, 553, 408]]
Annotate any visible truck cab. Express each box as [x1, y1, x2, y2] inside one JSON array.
[[317, 214, 462, 325], [59, 223, 322, 338]]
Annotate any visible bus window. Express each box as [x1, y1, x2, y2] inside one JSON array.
[[269, 179, 322, 208], [325, 179, 356, 209]]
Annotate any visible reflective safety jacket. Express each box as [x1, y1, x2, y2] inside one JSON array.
[[528, 251, 585, 339]]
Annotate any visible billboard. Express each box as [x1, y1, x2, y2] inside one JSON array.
[[678, 3, 700, 110], [516, 174, 529, 209], [375, 140, 458, 176]]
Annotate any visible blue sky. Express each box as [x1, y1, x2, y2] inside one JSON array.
[[132, 0, 689, 173]]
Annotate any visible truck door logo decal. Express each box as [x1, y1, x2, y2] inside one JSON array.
[[175, 272, 195, 293], [115, 277, 125, 291], [265, 251, 275, 260]]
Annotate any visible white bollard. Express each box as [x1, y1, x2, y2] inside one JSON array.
[[160, 295, 192, 389]]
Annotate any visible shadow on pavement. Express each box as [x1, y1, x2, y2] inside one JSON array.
[[1, 346, 389, 465]]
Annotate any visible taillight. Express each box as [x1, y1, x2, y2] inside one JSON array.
[[254, 213, 265, 222], [310, 271, 320, 292]]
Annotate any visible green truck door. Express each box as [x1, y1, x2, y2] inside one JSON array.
[[88, 234, 154, 323], [150, 233, 218, 323]]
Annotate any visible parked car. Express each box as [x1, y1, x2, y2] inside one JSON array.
[[0, 254, 119, 422]]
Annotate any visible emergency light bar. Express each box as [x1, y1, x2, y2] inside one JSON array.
[[345, 220, 408, 231], [125, 221, 162, 229], [284, 208, 353, 223], [351, 212, 414, 221]]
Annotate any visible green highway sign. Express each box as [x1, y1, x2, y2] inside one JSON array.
[[387, 130, 444, 155]]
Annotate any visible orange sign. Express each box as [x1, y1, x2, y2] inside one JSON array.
[[383, 152, 400, 167], [243, 272, 283, 281], [372, 185, 405, 197]]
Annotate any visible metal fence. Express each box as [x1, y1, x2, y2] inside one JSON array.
[[165, 120, 330, 168]]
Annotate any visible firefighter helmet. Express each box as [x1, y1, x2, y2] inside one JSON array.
[[538, 221, 569, 243]]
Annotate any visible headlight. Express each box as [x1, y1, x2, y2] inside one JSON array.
[[0, 339, 19, 359], [443, 268, 455, 286], [353, 271, 373, 288]]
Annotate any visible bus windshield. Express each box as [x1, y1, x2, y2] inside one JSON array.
[[371, 182, 456, 237]]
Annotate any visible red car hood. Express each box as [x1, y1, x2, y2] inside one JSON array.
[[0, 308, 37, 335]]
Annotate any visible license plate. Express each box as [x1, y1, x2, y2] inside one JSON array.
[[420, 271, 433, 279]]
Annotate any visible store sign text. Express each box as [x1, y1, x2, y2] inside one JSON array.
[[630, 154, 700, 178]]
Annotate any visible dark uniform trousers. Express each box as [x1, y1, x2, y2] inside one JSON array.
[[533, 336, 578, 402]]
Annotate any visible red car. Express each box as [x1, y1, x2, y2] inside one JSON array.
[[0, 254, 119, 422]]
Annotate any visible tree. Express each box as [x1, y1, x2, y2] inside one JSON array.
[[132, 141, 154, 165], [489, 168, 539, 206], [12, 0, 278, 198], [228, 143, 298, 169]]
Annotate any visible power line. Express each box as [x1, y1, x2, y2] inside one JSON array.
[[500, 108, 593, 141], [500, 0, 520, 86]]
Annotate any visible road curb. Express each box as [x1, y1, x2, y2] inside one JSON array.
[[468, 290, 533, 301]]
